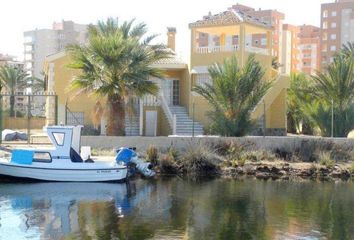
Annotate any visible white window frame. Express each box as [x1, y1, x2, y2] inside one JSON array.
[[323, 21, 328, 29], [323, 10, 328, 18]]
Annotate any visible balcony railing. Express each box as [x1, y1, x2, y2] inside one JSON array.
[[196, 45, 239, 54], [141, 95, 160, 106], [195, 45, 270, 55]]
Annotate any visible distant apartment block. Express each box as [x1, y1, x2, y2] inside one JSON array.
[[320, 0, 354, 68], [24, 20, 88, 79], [281, 24, 300, 75], [298, 25, 321, 74]]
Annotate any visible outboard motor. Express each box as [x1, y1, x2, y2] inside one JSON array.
[[115, 147, 155, 178]]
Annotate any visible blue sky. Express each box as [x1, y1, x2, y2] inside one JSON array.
[[0, 0, 329, 60]]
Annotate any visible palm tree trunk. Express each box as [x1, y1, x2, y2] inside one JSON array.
[[9, 95, 15, 117], [106, 95, 125, 136]]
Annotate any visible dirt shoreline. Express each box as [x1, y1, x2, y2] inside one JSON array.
[[220, 161, 354, 181]]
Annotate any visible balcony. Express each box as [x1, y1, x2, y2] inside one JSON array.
[[195, 45, 270, 56]]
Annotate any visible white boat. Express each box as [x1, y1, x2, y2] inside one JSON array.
[[0, 125, 127, 182]]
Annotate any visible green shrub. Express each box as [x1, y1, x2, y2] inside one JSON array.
[[237, 156, 246, 167], [167, 147, 179, 161], [146, 145, 159, 166], [318, 152, 335, 168]]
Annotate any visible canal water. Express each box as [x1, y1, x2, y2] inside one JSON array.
[[0, 178, 353, 240]]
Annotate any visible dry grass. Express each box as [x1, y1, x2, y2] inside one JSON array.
[[158, 153, 178, 174], [318, 151, 335, 168], [179, 144, 222, 177], [146, 145, 159, 166], [350, 162, 354, 174]]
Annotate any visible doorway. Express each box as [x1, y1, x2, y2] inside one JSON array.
[[145, 111, 157, 136]]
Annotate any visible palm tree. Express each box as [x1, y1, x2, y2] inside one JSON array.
[[0, 65, 30, 117], [287, 73, 314, 134], [67, 18, 172, 135], [193, 55, 272, 136], [308, 46, 354, 137], [341, 42, 354, 58]]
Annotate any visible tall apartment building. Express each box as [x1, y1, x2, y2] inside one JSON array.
[[24, 20, 88, 79], [320, 0, 354, 68], [229, 4, 285, 62], [281, 24, 300, 75], [298, 25, 321, 74]]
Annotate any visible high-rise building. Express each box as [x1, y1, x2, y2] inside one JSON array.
[[320, 0, 354, 68], [24, 20, 88, 79], [281, 24, 300, 75], [298, 25, 321, 74]]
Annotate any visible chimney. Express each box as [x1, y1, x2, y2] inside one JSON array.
[[167, 27, 176, 51]]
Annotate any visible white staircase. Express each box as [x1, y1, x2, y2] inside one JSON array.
[[169, 106, 204, 136], [125, 100, 140, 136], [125, 115, 140, 136]]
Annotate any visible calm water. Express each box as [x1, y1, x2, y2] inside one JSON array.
[[0, 178, 353, 240]]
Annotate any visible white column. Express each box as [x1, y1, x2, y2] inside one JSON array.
[[139, 99, 144, 136]]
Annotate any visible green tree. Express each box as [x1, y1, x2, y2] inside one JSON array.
[[0, 65, 30, 117], [67, 18, 172, 135], [193, 55, 272, 136], [287, 73, 314, 135], [341, 41, 354, 58], [307, 44, 354, 137]]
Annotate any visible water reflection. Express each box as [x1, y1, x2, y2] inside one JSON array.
[[0, 178, 353, 239]]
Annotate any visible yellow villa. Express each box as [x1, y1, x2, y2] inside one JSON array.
[[44, 28, 203, 136], [44, 9, 290, 136], [188, 9, 290, 135]]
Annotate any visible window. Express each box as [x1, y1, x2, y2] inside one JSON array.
[[33, 152, 52, 163], [261, 38, 267, 46], [322, 33, 328, 40], [331, 11, 337, 17], [331, 22, 337, 28], [172, 80, 179, 105], [330, 34, 336, 40], [330, 45, 337, 51], [323, 10, 328, 18], [196, 74, 212, 88], [323, 21, 328, 29], [322, 44, 327, 52], [53, 132, 65, 146], [304, 54, 311, 58], [254, 40, 259, 45]]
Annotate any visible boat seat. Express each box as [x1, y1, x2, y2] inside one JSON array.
[[70, 148, 83, 163]]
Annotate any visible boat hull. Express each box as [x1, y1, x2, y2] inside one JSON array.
[[0, 163, 127, 182]]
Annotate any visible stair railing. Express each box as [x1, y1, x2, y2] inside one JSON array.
[[159, 94, 176, 135]]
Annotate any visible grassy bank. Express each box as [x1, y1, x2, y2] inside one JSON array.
[[134, 139, 354, 180]]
